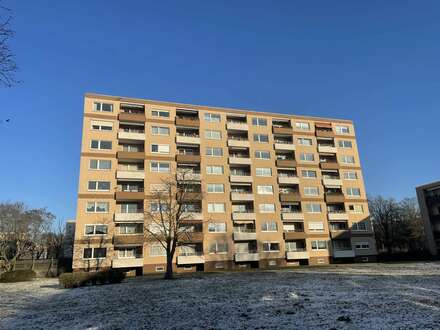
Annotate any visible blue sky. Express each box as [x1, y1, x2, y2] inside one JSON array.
[[1, 1, 439, 222]]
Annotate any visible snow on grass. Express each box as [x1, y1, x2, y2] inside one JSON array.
[[1, 262, 440, 329]]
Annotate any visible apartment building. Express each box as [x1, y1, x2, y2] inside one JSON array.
[[416, 181, 440, 256], [73, 93, 377, 274]]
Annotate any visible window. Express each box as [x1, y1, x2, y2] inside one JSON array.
[[85, 224, 108, 235], [259, 204, 275, 213], [255, 151, 270, 159], [341, 155, 355, 164], [304, 187, 319, 196], [206, 147, 223, 157], [151, 110, 170, 118], [155, 265, 165, 272], [90, 140, 112, 150], [205, 130, 222, 140], [117, 247, 141, 259], [253, 134, 269, 143], [252, 117, 267, 126], [304, 203, 322, 213], [120, 203, 139, 213], [336, 125, 350, 134], [343, 171, 358, 180], [263, 242, 280, 252], [208, 241, 228, 254], [206, 165, 224, 175], [208, 203, 226, 213], [302, 170, 317, 178], [204, 113, 221, 122], [150, 202, 169, 213], [355, 242, 370, 249], [308, 222, 324, 232], [151, 126, 170, 136], [91, 120, 113, 131], [300, 153, 314, 162], [352, 222, 368, 231], [83, 247, 107, 259], [311, 240, 327, 250], [338, 140, 352, 149], [208, 222, 227, 233], [295, 122, 310, 130], [89, 159, 111, 170], [150, 244, 167, 256], [298, 138, 312, 146], [93, 102, 113, 112], [349, 204, 364, 214], [207, 183, 224, 193], [261, 221, 277, 232], [150, 162, 170, 173], [347, 188, 361, 197], [257, 185, 273, 195], [151, 144, 170, 154], [256, 168, 272, 177], [150, 184, 167, 192], [87, 181, 111, 191], [86, 202, 109, 213], [118, 223, 143, 234]]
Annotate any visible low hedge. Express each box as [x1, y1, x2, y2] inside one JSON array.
[[0, 269, 37, 283], [59, 269, 126, 288]]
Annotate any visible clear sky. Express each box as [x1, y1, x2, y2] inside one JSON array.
[[1, 1, 439, 223]]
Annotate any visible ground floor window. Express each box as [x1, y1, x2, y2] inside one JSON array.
[[83, 247, 107, 259]]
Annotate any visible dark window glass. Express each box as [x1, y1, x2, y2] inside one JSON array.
[[83, 248, 93, 258]]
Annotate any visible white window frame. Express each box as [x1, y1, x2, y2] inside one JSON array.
[[208, 222, 227, 233], [297, 137, 313, 146], [204, 113, 221, 122], [207, 183, 224, 193], [338, 140, 353, 149], [341, 155, 355, 164], [93, 102, 113, 113], [150, 244, 167, 256], [336, 125, 350, 134], [252, 117, 267, 126], [349, 204, 364, 214], [83, 247, 107, 260], [343, 171, 358, 180], [352, 222, 368, 231], [304, 203, 322, 213], [151, 126, 170, 136], [84, 224, 108, 236], [259, 204, 275, 213], [208, 203, 226, 213], [150, 162, 171, 173], [262, 241, 280, 252], [300, 153, 315, 162], [301, 170, 317, 178], [206, 147, 223, 157], [85, 201, 109, 214], [90, 120, 113, 131], [89, 159, 112, 170], [257, 185, 274, 195], [255, 151, 270, 160], [90, 140, 112, 150], [304, 187, 319, 196], [151, 144, 170, 154], [205, 130, 222, 140], [87, 181, 111, 192], [355, 242, 370, 249], [256, 168, 272, 177], [151, 110, 170, 118], [347, 187, 361, 197], [308, 222, 324, 232], [311, 240, 327, 250], [206, 165, 224, 175], [261, 221, 278, 232], [295, 122, 310, 130], [253, 134, 269, 143]]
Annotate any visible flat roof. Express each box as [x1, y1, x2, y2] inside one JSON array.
[[416, 181, 440, 191], [85, 92, 353, 124]]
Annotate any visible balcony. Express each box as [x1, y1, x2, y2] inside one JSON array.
[[318, 145, 337, 153], [273, 126, 292, 135], [176, 135, 201, 144], [180, 232, 204, 243], [330, 230, 351, 240], [284, 231, 306, 240], [113, 234, 144, 246], [235, 252, 259, 262], [231, 193, 254, 201], [333, 249, 355, 258], [117, 151, 144, 161], [181, 192, 203, 201], [176, 171, 201, 181], [281, 212, 304, 221], [116, 170, 145, 180], [115, 190, 145, 201], [286, 251, 309, 260], [280, 192, 301, 202], [118, 112, 145, 123], [320, 162, 339, 170], [278, 176, 300, 185], [227, 139, 250, 148], [325, 193, 345, 203], [230, 175, 253, 183], [114, 213, 144, 222], [322, 178, 342, 187], [177, 254, 205, 265], [276, 159, 297, 168], [233, 232, 257, 241], [175, 116, 199, 127], [112, 258, 143, 268], [182, 212, 203, 221], [176, 154, 201, 163], [118, 131, 145, 141], [327, 212, 349, 221], [232, 212, 256, 220], [227, 122, 248, 131], [274, 143, 295, 151], [315, 129, 334, 138], [229, 157, 252, 165]]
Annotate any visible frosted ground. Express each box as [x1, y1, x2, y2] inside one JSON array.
[[1, 262, 440, 329]]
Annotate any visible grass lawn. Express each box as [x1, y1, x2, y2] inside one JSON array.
[[1, 262, 440, 329]]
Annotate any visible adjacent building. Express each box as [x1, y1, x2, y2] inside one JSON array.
[[73, 93, 377, 274], [416, 181, 440, 256]]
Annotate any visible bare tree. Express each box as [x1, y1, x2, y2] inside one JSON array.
[[27, 208, 55, 270], [0, 3, 17, 87], [144, 171, 203, 279]]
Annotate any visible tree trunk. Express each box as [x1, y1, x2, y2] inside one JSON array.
[[164, 254, 173, 279], [31, 253, 35, 270]]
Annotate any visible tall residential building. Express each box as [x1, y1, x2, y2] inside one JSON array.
[[73, 93, 377, 274], [416, 181, 440, 256]]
